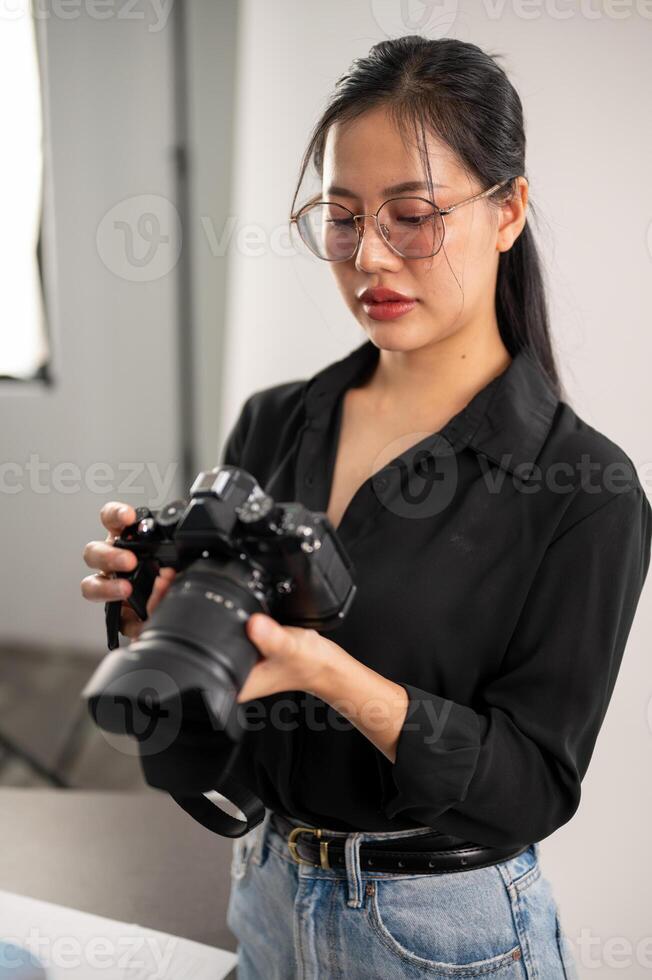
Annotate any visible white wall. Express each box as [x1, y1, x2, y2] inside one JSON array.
[[0, 5, 181, 651], [185, 0, 240, 470], [218, 3, 652, 977]]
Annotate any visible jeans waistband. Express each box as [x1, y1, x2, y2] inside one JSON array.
[[256, 810, 533, 909], [262, 810, 445, 908]]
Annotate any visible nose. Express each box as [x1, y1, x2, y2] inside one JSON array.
[[353, 214, 403, 274]]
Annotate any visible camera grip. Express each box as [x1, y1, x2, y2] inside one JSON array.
[[122, 558, 160, 619], [103, 558, 160, 650]]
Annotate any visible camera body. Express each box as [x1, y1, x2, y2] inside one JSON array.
[[82, 465, 357, 837], [106, 463, 357, 644]]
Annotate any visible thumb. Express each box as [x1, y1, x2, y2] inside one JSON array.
[[246, 613, 295, 659]]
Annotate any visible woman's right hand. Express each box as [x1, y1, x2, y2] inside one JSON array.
[[81, 501, 177, 642]]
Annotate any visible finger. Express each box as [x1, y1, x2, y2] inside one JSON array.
[[80, 573, 133, 602], [83, 540, 138, 574], [246, 613, 297, 659], [119, 606, 143, 639], [145, 571, 177, 616], [100, 501, 137, 536], [120, 605, 141, 623]]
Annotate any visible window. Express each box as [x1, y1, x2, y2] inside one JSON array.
[[0, 7, 50, 382]]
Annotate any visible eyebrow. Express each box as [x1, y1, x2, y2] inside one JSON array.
[[325, 180, 448, 198]]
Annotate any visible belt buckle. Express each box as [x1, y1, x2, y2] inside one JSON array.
[[287, 825, 331, 870]]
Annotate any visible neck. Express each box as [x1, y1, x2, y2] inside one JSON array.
[[364, 320, 512, 417]]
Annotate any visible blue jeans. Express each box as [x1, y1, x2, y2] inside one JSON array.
[[226, 809, 579, 979]]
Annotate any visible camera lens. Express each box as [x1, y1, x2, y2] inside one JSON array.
[[86, 556, 266, 749]]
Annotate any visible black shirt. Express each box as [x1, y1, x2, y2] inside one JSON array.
[[220, 339, 651, 849]]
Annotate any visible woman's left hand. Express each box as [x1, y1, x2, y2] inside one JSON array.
[[237, 612, 340, 703]]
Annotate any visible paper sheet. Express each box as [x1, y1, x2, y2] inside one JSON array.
[[0, 891, 236, 979]]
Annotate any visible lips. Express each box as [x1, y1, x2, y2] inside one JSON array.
[[359, 287, 415, 304], [358, 286, 418, 321]]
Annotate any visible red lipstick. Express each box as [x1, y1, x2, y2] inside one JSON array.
[[358, 287, 418, 321]]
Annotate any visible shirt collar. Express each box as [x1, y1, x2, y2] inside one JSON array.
[[304, 339, 559, 482]]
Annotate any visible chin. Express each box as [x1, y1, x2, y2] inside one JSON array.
[[361, 317, 435, 352]]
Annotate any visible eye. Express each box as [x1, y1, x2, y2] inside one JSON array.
[[381, 199, 437, 226], [396, 213, 432, 226]]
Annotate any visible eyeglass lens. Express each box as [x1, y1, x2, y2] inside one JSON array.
[[296, 199, 445, 260]]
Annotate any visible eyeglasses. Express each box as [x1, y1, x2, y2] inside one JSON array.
[[290, 178, 516, 262]]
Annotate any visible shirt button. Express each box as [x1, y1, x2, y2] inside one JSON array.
[[304, 474, 314, 487]]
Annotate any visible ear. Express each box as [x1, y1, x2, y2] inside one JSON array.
[[496, 176, 528, 253]]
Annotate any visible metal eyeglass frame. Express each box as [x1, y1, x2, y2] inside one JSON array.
[[290, 176, 517, 261]]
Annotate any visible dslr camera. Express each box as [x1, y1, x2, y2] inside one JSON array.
[[82, 465, 357, 837]]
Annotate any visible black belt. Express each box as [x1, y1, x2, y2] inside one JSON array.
[[270, 812, 531, 875]]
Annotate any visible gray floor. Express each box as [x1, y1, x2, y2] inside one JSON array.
[[0, 641, 144, 790]]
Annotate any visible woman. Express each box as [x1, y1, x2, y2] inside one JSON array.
[[81, 36, 651, 979]]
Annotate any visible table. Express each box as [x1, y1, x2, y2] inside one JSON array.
[[0, 787, 238, 978]]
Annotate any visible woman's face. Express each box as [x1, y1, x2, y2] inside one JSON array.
[[321, 104, 527, 354]]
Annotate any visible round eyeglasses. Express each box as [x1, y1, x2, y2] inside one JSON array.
[[290, 178, 516, 262]]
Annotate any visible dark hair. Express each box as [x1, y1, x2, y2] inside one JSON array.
[[289, 35, 564, 401]]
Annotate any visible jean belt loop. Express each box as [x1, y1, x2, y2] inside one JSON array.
[[251, 808, 273, 867], [344, 832, 368, 908]]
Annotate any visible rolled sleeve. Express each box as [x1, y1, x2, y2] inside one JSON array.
[[382, 685, 484, 819], [377, 486, 652, 848]]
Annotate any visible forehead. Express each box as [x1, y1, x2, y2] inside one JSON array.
[[322, 104, 460, 194]]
